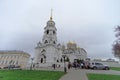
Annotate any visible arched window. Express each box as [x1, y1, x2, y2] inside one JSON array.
[[41, 58, 43, 63], [46, 30, 49, 34], [53, 41, 56, 44], [60, 58, 63, 62], [57, 60, 59, 62], [53, 31, 55, 34], [44, 40, 48, 44]]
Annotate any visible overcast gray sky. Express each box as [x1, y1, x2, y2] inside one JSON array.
[[0, 0, 120, 60]]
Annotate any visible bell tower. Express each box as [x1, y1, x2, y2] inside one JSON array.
[[42, 10, 57, 46]]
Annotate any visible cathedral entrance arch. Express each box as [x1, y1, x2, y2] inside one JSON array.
[[41, 58, 43, 63], [40, 49, 46, 63]]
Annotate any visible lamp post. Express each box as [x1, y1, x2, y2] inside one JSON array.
[[36, 63, 39, 70], [30, 58, 34, 70], [62, 45, 67, 73], [9, 60, 13, 70], [62, 55, 67, 73]]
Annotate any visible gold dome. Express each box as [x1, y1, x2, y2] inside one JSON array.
[[77, 46, 80, 49], [72, 42, 76, 44], [67, 41, 76, 45]]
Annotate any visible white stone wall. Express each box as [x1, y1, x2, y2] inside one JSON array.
[[34, 44, 63, 67]]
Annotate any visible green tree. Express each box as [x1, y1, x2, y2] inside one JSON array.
[[113, 25, 120, 61]]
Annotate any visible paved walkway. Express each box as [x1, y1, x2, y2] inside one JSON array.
[[34, 67, 120, 80], [59, 69, 120, 80], [86, 69, 120, 75], [59, 69, 88, 80], [34, 67, 88, 80]]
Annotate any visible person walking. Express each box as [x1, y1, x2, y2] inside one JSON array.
[[52, 64, 56, 70], [68, 62, 71, 69], [74, 62, 77, 70]]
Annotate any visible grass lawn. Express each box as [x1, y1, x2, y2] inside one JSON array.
[[0, 70, 65, 80], [111, 67, 120, 71], [87, 74, 120, 80]]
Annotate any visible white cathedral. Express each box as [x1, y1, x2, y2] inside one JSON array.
[[34, 14, 87, 67]]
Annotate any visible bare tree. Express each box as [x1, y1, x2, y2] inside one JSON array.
[[113, 25, 120, 61]]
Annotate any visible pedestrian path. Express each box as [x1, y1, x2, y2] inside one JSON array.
[[59, 69, 88, 80], [86, 69, 120, 75], [34, 67, 120, 80], [59, 69, 120, 80]]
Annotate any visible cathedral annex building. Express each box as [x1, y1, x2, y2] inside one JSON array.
[[34, 13, 87, 67]]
